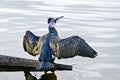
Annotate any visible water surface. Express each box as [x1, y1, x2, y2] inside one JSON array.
[[0, 0, 120, 80]]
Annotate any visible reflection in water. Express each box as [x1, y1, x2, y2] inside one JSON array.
[[40, 73, 57, 80], [24, 71, 37, 80], [24, 71, 57, 80]]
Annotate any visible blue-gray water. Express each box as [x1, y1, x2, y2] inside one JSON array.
[[0, 0, 120, 80]]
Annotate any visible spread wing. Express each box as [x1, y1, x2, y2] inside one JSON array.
[[23, 30, 41, 56], [53, 36, 97, 59]]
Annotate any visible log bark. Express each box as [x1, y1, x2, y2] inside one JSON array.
[[0, 55, 72, 72]]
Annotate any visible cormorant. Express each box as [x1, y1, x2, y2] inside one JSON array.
[[23, 16, 97, 72]]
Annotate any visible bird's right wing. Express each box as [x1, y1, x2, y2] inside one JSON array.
[[53, 36, 97, 59], [23, 31, 41, 56]]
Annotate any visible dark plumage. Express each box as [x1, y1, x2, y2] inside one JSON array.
[[23, 16, 97, 72], [56, 36, 97, 59]]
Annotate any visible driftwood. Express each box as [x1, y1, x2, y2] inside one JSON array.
[[0, 55, 72, 72]]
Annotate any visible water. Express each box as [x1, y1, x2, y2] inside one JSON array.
[[0, 0, 120, 80]]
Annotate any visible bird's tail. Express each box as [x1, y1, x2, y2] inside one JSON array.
[[36, 61, 55, 71]]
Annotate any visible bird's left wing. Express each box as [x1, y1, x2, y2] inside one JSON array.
[[53, 36, 97, 59], [23, 30, 41, 56]]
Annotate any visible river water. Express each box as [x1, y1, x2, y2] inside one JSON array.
[[0, 0, 120, 80]]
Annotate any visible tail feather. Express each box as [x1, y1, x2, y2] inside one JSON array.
[[36, 61, 55, 71]]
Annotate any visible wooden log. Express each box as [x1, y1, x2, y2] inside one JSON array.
[[0, 55, 72, 72]]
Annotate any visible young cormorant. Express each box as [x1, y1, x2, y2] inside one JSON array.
[[23, 16, 97, 73]]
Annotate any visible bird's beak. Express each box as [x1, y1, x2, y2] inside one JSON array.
[[55, 16, 64, 22]]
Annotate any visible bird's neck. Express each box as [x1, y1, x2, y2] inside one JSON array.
[[49, 24, 54, 28], [48, 25, 58, 36]]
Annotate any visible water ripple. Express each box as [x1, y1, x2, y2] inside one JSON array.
[[0, 8, 42, 15], [84, 63, 120, 70], [89, 42, 120, 47], [0, 28, 9, 32]]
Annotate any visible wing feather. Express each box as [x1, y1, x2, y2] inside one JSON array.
[[54, 36, 97, 59], [23, 30, 41, 56], [49, 34, 60, 54]]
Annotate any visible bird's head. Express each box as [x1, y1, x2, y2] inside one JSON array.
[[48, 16, 64, 27]]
